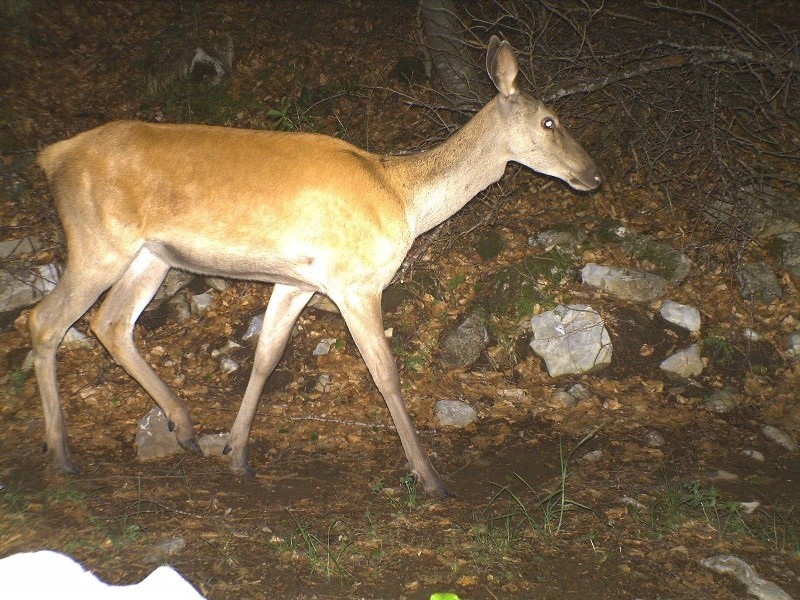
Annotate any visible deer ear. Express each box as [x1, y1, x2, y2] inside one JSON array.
[[486, 36, 519, 98]]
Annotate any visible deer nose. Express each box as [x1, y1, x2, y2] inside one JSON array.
[[592, 169, 602, 187], [572, 164, 602, 191]]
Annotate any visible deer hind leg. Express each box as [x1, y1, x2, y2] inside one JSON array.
[[334, 292, 450, 498], [29, 259, 129, 473], [225, 284, 314, 476], [90, 247, 201, 456]]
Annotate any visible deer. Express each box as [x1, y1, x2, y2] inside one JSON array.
[[30, 36, 600, 498]]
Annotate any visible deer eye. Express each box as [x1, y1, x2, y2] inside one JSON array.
[[542, 117, 555, 130]]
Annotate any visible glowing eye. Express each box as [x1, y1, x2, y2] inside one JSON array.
[[542, 117, 555, 129]]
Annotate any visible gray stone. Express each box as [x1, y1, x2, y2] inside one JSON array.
[[644, 430, 665, 448], [581, 263, 668, 302], [190, 292, 213, 316], [0, 236, 43, 259], [785, 332, 800, 360], [772, 232, 800, 286], [435, 399, 477, 428], [550, 383, 593, 409], [660, 300, 701, 333], [155, 535, 186, 556], [530, 304, 612, 377], [62, 327, 94, 350], [580, 449, 604, 462], [704, 388, 739, 413], [242, 314, 263, 345], [617, 232, 693, 284], [705, 184, 800, 239], [147, 270, 195, 310], [702, 555, 793, 600], [135, 407, 181, 461], [198, 432, 229, 457], [439, 311, 488, 368], [736, 262, 782, 303], [529, 228, 585, 252], [660, 344, 703, 379], [211, 339, 243, 357], [314, 373, 333, 393], [550, 390, 578, 409], [307, 293, 339, 313], [204, 277, 228, 291], [0, 263, 59, 313], [312, 338, 338, 356], [742, 328, 762, 341], [761, 425, 798, 452], [219, 357, 238, 374], [741, 449, 765, 462], [166, 295, 191, 322], [20, 350, 34, 372]]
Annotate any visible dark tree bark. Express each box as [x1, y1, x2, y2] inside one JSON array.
[[418, 0, 486, 110]]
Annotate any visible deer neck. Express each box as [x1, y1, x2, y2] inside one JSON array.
[[387, 97, 508, 237]]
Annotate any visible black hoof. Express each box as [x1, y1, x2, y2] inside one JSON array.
[[222, 443, 231, 455], [179, 437, 203, 456], [427, 483, 453, 499], [231, 463, 257, 479], [54, 459, 79, 475], [167, 419, 176, 432]]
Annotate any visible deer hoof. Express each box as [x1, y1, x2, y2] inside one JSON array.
[[230, 462, 256, 479], [178, 436, 203, 456], [420, 475, 452, 499], [53, 458, 79, 475]]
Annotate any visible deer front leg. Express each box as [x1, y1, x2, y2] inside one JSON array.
[[335, 292, 450, 498], [225, 285, 314, 476]]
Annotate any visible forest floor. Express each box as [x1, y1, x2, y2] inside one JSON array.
[[1, 2, 798, 599]]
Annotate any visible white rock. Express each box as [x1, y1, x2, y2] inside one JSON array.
[[190, 292, 213, 316], [742, 328, 762, 341], [785, 332, 800, 359], [211, 339, 242, 357], [660, 300, 701, 332], [242, 314, 263, 345], [204, 277, 228, 291], [135, 407, 181, 460], [153, 535, 186, 556], [703, 388, 739, 413], [197, 432, 229, 457], [741, 449, 765, 462], [0, 236, 42, 259], [644, 430, 665, 447], [739, 501, 760, 515], [581, 263, 668, 302], [761, 425, 798, 452], [660, 344, 703, 379], [62, 327, 94, 349], [0, 262, 59, 313], [219, 357, 238, 374], [148, 270, 195, 310], [530, 304, 612, 377], [435, 399, 477, 428], [702, 555, 792, 600], [313, 338, 338, 356]]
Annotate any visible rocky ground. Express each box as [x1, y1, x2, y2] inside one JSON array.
[[1, 2, 798, 599]]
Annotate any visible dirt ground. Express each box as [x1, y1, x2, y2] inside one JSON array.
[[1, 2, 799, 599]]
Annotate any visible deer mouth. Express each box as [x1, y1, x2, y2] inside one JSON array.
[[569, 167, 602, 191]]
